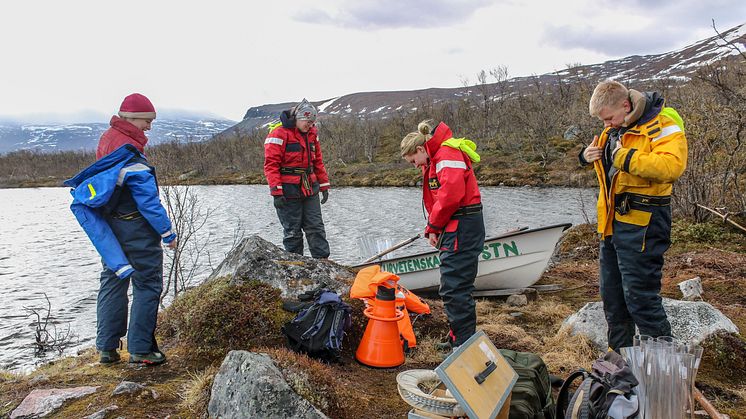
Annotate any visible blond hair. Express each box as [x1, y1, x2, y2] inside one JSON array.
[[589, 80, 629, 117], [400, 120, 435, 157]]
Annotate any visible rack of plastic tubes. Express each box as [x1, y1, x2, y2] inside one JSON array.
[[619, 335, 704, 419]]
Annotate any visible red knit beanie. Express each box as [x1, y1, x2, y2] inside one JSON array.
[[118, 93, 156, 119]]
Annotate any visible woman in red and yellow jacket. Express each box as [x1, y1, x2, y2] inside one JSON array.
[[400, 120, 485, 348]]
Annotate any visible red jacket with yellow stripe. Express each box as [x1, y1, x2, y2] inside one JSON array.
[[422, 122, 481, 235], [263, 112, 330, 198]]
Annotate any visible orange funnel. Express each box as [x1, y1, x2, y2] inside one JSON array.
[[356, 285, 405, 368]]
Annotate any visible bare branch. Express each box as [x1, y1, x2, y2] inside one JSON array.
[[712, 19, 746, 61]]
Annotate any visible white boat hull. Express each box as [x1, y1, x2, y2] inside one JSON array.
[[358, 224, 571, 292]]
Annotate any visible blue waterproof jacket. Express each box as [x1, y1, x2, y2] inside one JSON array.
[[64, 145, 176, 279]]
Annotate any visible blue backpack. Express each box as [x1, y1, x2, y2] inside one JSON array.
[[281, 290, 352, 363]]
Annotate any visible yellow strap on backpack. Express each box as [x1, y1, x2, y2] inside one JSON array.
[[268, 121, 282, 132], [659, 107, 685, 133], [442, 137, 481, 163]]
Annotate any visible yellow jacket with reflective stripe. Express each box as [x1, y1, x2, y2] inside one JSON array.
[[593, 107, 687, 237]]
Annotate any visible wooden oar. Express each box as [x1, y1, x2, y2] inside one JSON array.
[[693, 387, 728, 419], [362, 234, 421, 263]]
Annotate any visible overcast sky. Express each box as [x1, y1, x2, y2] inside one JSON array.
[[1, 0, 743, 122]]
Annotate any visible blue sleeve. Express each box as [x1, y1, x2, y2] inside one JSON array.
[[70, 201, 134, 279], [121, 164, 177, 243]]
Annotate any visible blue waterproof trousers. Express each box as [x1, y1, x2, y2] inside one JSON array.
[[438, 211, 485, 347], [96, 215, 163, 354], [273, 194, 330, 258], [600, 203, 673, 350]]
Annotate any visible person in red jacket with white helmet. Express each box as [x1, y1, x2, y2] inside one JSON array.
[[264, 99, 331, 258], [400, 120, 485, 348]]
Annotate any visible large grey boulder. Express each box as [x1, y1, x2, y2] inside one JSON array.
[[208, 350, 328, 419], [11, 386, 98, 418], [563, 298, 740, 349], [208, 235, 352, 298]]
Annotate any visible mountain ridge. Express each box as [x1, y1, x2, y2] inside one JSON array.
[[0, 113, 236, 154], [222, 22, 745, 137]]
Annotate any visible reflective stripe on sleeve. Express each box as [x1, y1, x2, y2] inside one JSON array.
[[652, 124, 682, 142], [161, 230, 174, 238], [435, 160, 467, 173], [264, 137, 284, 146], [319, 182, 330, 187], [117, 163, 151, 185], [115, 265, 133, 276]]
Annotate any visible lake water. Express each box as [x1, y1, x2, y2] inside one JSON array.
[[0, 185, 596, 371]]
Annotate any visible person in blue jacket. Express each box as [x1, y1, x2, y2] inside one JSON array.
[[65, 93, 176, 365]]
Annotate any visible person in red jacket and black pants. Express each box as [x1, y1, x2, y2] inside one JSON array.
[[400, 120, 485, 348], [264, 99, 331, 258]]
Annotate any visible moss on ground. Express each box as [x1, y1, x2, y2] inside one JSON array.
[[157, 278, 292, 360]]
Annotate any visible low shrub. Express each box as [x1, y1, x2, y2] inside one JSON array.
[[158, 278, 291, 356]]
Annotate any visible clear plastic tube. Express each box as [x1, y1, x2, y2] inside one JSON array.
[[623, 335, 701, 418]]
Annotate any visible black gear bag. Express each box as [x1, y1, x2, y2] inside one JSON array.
[[281, 290, 352, 363]]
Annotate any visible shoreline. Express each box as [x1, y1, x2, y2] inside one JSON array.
[[0, 169, 596, 190]]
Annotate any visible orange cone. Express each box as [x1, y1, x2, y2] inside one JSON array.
[[356, 285, 405, 368]]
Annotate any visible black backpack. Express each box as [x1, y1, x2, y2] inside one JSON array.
[[281, 290, 352, 363], [556, 352, 639, 419], [498, 349, 556, 419]]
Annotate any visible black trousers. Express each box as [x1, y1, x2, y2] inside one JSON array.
[[438, 212, 485, 347], [274, 194, 330, 258], [97, 216, 163, 354], [600, 204, 672, 350]]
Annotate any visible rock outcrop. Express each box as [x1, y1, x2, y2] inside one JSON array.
[[207, 235, 353, 298], [563, 298, 740, 349], [111, 381, 145, 396], [208, 350, 328, 419], [10, 386, 98, 418], [84, 405, 119, 419]]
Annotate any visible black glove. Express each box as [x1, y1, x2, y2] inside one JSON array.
[[320, 190, 329, 204], [273, 195, 286, 208]]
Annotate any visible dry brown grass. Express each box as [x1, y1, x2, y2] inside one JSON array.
[[0, 370, 19, 382], [474, 297, 599, 376], [179, 364, 220, 418], [541, 328, 600, 376], [405, 335, 441, 365]]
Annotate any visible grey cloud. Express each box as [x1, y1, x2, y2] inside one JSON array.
[[293, 0, 495, 29], [541, 25, 681, 56], [542, 0, 746, 56]]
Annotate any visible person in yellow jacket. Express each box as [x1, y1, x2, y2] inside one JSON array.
[[580, 80, 687, 350]]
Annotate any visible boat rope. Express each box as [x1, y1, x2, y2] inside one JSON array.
[[396, 369, 465, 416]]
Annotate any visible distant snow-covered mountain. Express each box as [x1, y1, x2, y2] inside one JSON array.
[[221, 22, 746, 137], [0, 112, 235, 154]]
